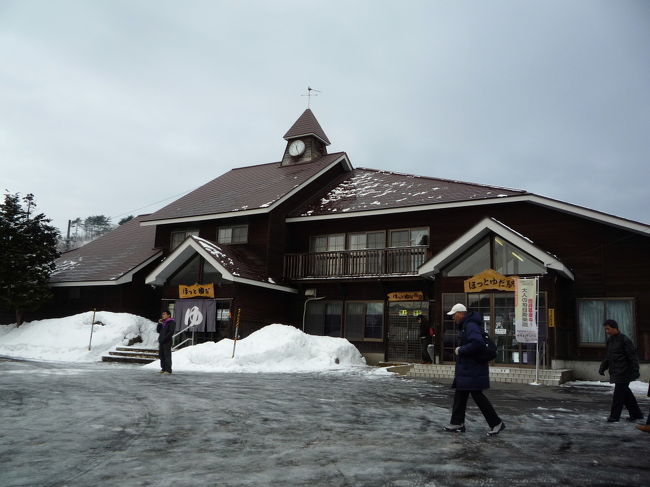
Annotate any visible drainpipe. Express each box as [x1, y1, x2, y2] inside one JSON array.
[[302, 295, 325, 333]]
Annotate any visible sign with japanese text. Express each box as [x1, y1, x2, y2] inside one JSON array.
[[515, 277, 538, 343], [387, 291, 424, 302], [179, 283, 215, 299], [463, 269, 516, 293], [548, 308, 555, 328]]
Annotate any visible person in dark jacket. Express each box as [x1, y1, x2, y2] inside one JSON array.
[[157, 310, 176, 374], [598, 319, 643, 422], [637, 382, 650, 433], [418, 314, 434, 363], [443, 303, 505, 436]]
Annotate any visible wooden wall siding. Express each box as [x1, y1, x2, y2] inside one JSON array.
[[33, 262, 162, 323], [159, 279, 295, 339], [223, 284, 295, 338], [286, 201, 649, 361], [292, 279, 434, 357], [153, 161, 349, 282]]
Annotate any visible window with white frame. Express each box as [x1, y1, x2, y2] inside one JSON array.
[[218, 224, 248, 244], [577, 298, 635, 345], [170, 228, 199, 250], [389, 227, 429, 247], [310, 234, 345, 252], [348, 231, 385, 250]]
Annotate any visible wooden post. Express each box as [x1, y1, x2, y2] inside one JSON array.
[[231, 308, 241, 358], [88, 308, 96, 351]]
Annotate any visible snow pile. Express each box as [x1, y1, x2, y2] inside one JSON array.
[[563, 380, 648, 395], [0, 311, 158, 362], [144, 323, 367, 373]]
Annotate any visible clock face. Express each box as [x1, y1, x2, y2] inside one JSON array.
[[288, 139, 305, 157]]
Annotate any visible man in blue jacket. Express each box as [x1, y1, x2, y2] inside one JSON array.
[[157, 310, 176, 374], [443, 303, 505, 436]]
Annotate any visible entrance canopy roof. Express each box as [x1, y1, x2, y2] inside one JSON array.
[[418, 217, 574, 280], [145, 236, 297, 293]]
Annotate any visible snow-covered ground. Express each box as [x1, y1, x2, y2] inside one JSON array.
[[0, 312, 374, 374], [0, 312, 646, 392], [0, 311, 158, 363], [147, 323, 370, 373]]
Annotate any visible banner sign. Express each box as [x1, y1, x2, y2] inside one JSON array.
[[515, 277, 538, 343], [179, 283, 215, 299], [174, 299, 216, 332], [464, 269, 516, 293], [387, 291, 424, 301]]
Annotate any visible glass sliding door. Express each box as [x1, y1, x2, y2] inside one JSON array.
[[442, 292, 547, 366]]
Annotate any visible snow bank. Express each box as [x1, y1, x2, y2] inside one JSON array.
[[0, 311, 158, 362], [144, 323, 367, 373], [563, 380, 649, 395]]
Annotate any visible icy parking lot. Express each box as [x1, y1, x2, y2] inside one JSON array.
[[1, 360, 649, 487]]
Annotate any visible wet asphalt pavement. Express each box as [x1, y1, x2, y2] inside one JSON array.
[[1, 359, 649, 487]]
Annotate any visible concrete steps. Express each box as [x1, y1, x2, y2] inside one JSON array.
[[390, 363, 574, 386], [102, 346, 159, 364]]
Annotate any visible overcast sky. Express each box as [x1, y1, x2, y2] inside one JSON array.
[[2, 0, 649, 233]]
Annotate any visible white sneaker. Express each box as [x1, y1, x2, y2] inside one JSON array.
[[487, 422, 505, 436]]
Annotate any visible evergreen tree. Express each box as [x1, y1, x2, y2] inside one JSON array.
[[83, 215, 113, 239], [0, 193, 61, 326], [118, 215, 134, 225]]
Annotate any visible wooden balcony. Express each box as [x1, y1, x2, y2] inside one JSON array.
[[283, 247, 428, 280]]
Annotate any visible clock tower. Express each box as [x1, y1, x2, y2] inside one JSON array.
[[281, 109, 331, 166]]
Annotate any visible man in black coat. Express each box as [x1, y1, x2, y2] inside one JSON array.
[[598, 319, 643, 422], [157, 310, 176, 374], [443, 303, 505, 436], [418, 314, 434, 363]]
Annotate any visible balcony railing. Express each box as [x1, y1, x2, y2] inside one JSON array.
[[283, 247, 428, 279]]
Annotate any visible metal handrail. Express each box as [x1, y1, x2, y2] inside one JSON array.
[[171, 324, 196, 351], [172, 337, 193, 351]]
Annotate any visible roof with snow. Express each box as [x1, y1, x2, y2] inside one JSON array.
[[283, 108, 331, 145], [419, 217, 574, 280], [289, 168, 527, 217], [50, 215, 162, 286], [145, 236, 297, 293], [140, 152, 349, 225]]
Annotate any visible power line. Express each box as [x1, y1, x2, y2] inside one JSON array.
[[110, 187, 196, 221]]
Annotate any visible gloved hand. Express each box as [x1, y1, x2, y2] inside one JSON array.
[[454, 347, 460, 356]]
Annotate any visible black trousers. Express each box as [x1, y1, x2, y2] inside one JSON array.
[[420, 337, 433, 362], [451, 389, 501, 427], [610, 382, 642, 420], [159, 342, 172, 373]]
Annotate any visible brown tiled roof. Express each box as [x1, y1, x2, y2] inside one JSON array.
[[193, 237, 270, 283], [289, 168, 528, 217], [51, 215, 161, 284], [283, 109, 331, 145], [141, 152, 346, 223]]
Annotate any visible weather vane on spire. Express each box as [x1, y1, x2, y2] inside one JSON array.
[[301, 86, 321, 108]]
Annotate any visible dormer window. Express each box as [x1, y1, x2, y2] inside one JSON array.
[[218, 224, 248, 245], [170, 228, 199, 250]]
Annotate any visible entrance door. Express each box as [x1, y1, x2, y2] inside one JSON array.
[[386, 301, 429, 362], [442, 293, 546, 366]]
